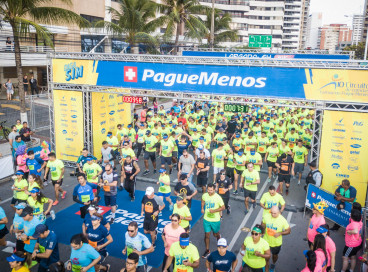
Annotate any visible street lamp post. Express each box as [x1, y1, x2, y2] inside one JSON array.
[[210, 0, 215, 50]]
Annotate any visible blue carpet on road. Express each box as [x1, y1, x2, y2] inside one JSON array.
[[46, 189, 202, 268]]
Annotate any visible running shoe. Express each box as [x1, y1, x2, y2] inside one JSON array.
[[131, 196, 135, 202], [43, 182, 48, 187], [153, 169, 157, 174], [52, 200, 59, 206], [110, 218, 114, 224], [61, 191, 67, 199], [233, 190, 238, 195], [202, 250, 210, 259], [221, 215, 223, 221], [105, 264, 111, 272], [270, 264, 275, 272], [253, 202, 256, 209], [298, 180, 301, 185], [169, 168, 172, 175], [265, 177, 271, 183], [118, 185, 123, 191], [169, 203, 174, 211], [143, 170, 150, 176], [240, 188, 244, 192], [227, 205, 231, 214], [244, 209, 248, 215], [286, 189, 289, 196], [272, 173, 276, 179], [274, 175, 278, 182]]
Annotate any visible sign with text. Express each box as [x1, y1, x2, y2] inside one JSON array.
[[319, 110, 368, 204], [224, 104, 249, 113], [53, 90, 84, 162], [123, 96, 143, 104], [249, 35, 272, 48], [305, 184, 352, 228]]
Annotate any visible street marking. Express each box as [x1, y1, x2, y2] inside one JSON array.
[[2, 246, 13, 253], [286, 211, 296, 229], [228, 179, 277, 251], [147, 266, 152, 272], [0, 196, 13, 205]]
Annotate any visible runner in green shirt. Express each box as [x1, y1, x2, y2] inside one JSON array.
[[240, 163, 260, 214], [157, 168, 174, 211], [172, 195, 192, 231], [160, 134, 175, 174], [211, 143, 227, 183], [293, 139, 308, 185], [265, 143, 279, 183], [44, 152, 66, 206], [143, 130, 158, 175], [246, 148, 263, 172], [11, 171, 29, 211], [233, 149, 247, 195], [201, 184, 225, 258], [83, 157, 102, 185]]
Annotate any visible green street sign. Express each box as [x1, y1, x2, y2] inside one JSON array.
[[248, 35, 272, 48]]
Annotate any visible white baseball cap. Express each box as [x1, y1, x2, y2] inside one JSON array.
[[145, 186, 154, 195], [198, 144, 204, 150], [217, 238, 227, 247]]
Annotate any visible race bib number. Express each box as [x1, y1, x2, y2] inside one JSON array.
[[246, 146, 251, 151], [81, 195, 90, 203], [103, 185, 110, 192], [72, 264, 82, 272], [289, 143, 294, 148], [219, 188, 226, 195], [88, 240, 97, 248], [127, 246, 134, 256], [145, 203, 153, 213], [177, 268, 187, 272], [207, 211, 215, 218], [259, 146, 265, 152], [281, 164, 288, 171], [267, 228, 276, 237], [28, 165, 34, 170], [197, 162, 204, 169]]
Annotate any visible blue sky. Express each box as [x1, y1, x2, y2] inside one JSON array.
[[310, 0, 365, 26]]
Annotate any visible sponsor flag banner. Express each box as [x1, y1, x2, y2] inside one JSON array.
[[92, 91, 131, 158], [305, 184, 352, 227], [53, 90, 84, 162], [52, 59, 368, 103], [182, 51, 350, 60], [319, 110, 368, 204]]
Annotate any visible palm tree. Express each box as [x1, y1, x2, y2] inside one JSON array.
[[159, 0, 208, 54], [189, 8, 238, 46], [95, 0, 163, 54], [0, 0, 88, 121]]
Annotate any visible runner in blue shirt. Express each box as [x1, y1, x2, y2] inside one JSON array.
[[123, 221, 154, 271], [206, 238, 237, 272], [10, 203, 26, 251], [86, 214, 113, 271], [82, 204, 110, 235], [175, 131, 192, 159], [67, 233, 101, 272], [26, 150, 46, 176], [0, 206, 16, 250], [77, 148, 97, 173], [19, 206, 42, 253], [73, 173, 99, 219], [32, 224, 60, 272]]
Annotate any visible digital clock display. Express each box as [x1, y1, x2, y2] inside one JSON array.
[[122, 96, 143, 104], [224, 104, 249, 113]]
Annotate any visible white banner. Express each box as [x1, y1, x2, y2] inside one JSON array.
[[0, 155, 14, 179]]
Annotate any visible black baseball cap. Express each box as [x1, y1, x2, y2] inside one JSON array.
[[20, 206, 34, 217]]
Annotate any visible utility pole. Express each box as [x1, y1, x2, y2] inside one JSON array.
[[210, 0, 215, 50]]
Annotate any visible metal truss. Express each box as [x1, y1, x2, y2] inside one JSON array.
[[83, 87, 93, 153], [324, 102, 368, 113], [49, 52, 367, 69], [310, 104, 323, 166]]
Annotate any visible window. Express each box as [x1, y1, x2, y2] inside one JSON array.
[[112, 39, 128, 53], [81, 35, 105, 52]]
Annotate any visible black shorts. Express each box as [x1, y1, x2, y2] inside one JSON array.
[[161, 156, 172, 166], [80, 205, 89, 219], [52, 178, 63, 186], [270, 245, 281, 255], [278, 174, 291, 184], [244, 189, 257, 200], [172, 151, 178, 158], [104, 195, 117, 206], [235, 168, 243, 175], [343, 243, 362, 257], [0, 226, 9, 239], [144, 151, 156, 161], [143, 219, 158, 232], [242, 262, 264, 272], [11, 198, 27, 205], [267, 161, 276, 168], [197, 176, 208, 187]]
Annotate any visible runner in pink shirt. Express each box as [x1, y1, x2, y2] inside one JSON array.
[[316, 225, 336, 272], [313, 234, 328, 271], [307, 201, 327, 248], [161, 213, 185, 272], [342, 209, 363, 272], [15, 145, 28, 177], [302, 250, 323, 272]]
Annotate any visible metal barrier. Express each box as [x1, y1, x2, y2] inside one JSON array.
[[0, 45, 68, 53]]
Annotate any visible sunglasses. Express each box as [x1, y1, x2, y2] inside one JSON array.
[[124, 145, 128, 147], [127, 229, 135, 233], [221, 173, 225, 176], [251, 232, 260, 236], [105, 168, 112, 171], [171, 219, 178, 222]]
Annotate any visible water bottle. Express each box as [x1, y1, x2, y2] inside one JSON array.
[[50, 210, 56, 220]]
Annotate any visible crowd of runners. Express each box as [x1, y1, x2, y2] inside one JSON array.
[[0, 99, 364, 272]]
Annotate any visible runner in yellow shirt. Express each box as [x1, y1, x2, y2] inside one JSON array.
[[240, 163, 260, 214], [240, 225, 271, 272], [246, 148, 263, 172], [265, 143, 279, 183], [259, 185, 285, 218], [172, 195, 192, 232], [82, 157, 103, 185], [157, 169, 174, 211], [262, 206, 290, 272], [293, 139, 308, 185]]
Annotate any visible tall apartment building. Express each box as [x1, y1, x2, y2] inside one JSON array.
[[352, 14, 364, 45], [199, 0, 310, 49], [305, 12, 322, 49], [363, 0, 368, 45], [319, 24, 352, 52]]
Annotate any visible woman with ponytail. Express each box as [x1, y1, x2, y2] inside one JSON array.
[[7, 250, 32, 272], [27, 187, 53, 222]]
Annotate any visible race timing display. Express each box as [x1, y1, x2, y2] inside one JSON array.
[[122, 96, 143, 104], [224, 104, 249, 113]]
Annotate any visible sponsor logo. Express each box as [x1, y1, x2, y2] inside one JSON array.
[[332, 142, 343, 148], [350, 151, 360, 155], [71, 115, 77, 119], [71, 120, 77, 123], [60, 103, 68, 106], [331, 154, 343, 160], [336, 173, 350, 178], [71, 131, 78, 136], [331, 163, 340, 169], [349, 157, 358, 163], [335, 118, 344, 126], [61, 123, 68, 128], [109, 118, 115, 123], [320, 74, 343, 90], [311, 192, 316, 198], [61, 96, 66, 101], [332, 129, 345, 132], [65, 138, 74, 142], [101, 128, 106, 134], [348, 165, 359, 172], [100, 113, 106, 118], [124, 66, 138, 82], [62, 130, 67, 134], [100, 121, 106, 126], [351, 137, 362, 141], [71, 110, 78, 113], [332, 135, 345, 140], [71, 97, 77, 102], [350, 144, 361, 149], [331, 149, 343, 153], [353, 121, 363, 126], [61, 119, 68, 122], [109, 110, 115, 115], [64, 61, 83, 81], [353, 130, 362, 134], [109, 95, 114, 99], [117, 109, 124, 113], [142, 69, 267, 88]]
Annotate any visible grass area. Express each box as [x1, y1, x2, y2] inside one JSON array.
[[0, 125, 11, 140]]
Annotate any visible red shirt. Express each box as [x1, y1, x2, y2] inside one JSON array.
[[140, 110, 147, 122], [178, 117, 187, 126]]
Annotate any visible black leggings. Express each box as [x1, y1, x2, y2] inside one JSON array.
[[124, 176, 136, 198], [222, 197, 230, 209], [136, 143, 144, 158], [162, 254, 174, 272]]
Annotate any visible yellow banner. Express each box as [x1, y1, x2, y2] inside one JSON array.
[[53, 90, 84, 162], [52, 59, 98, 85], [92, 90, 131, 158], [319, 110, 368, 204], [304, 69, 368, 103]]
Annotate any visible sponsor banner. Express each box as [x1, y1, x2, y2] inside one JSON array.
[[28, 146, 42, 158], [52, 59, 368, 103], [92, 91, 131, 158], [319, 110, 368, 204], [53, 90, 84, 162], [182, 51, 351, 60], [46, 190, 202, 268], [305, 184, 352, 228]]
